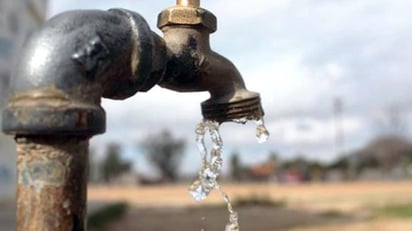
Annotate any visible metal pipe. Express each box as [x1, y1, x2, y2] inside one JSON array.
[[3, 9, 166, 135], [16, 136, 88, 231], [3, 8, 166, 231], [177, 0, 200, 7]]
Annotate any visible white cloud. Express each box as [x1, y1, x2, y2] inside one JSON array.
[[269, 116, 362, 144]]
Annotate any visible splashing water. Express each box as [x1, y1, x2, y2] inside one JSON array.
[[189, 117, 270, 231], [216, 184, 239, 231], [189, 120, 223, 201], [225, 212, 240, 231]]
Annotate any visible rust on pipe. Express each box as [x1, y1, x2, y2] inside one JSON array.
[[16, 136, 89, 231]]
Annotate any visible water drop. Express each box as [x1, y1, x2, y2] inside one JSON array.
[[215, 184, 235, 214], [189, 180, 210, 202], [201, 168, 217, 189], [210, 154, 223, 173], [195, 122, 208, 158], [191, 117, 270, 230], [255, 119, 270, 143], [232, 117, 248, 124], [195, 122, 206, 135], [209, 124, 223, 149], [196, 134, 207, 157], [190, 119, 240, 230], [225, 212, 240, 231]]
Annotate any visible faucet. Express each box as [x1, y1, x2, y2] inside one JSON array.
[[2, 1, 264, 230], [158, 0, 263, 122]]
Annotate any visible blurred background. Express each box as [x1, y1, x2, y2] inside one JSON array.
[[1, 0, 412, 230]]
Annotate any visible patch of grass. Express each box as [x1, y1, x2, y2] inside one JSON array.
[[88, 202, 128, 230], [376, 203, 412, 219], [318, 210, 344, 218], [233, 195, 285, 208], [187, 195, 285, 211]]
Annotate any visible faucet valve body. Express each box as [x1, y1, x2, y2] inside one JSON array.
[[157, 3, 264, 123]]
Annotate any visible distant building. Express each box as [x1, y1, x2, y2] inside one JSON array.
[[248, 162, 276, 182], [0, 0, 48, 199]]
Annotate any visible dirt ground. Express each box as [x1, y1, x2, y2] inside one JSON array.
[[88, 181, 412, 231], [106, 206, 412, 231]]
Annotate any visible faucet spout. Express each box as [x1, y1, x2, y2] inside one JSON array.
[[157, 4, 264, 123]]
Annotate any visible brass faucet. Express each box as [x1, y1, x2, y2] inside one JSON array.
[[2, 1, 265, 230], [158, 0, 263, 122]]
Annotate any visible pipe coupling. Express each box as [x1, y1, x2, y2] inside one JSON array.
[[201, 94, 264, 123]]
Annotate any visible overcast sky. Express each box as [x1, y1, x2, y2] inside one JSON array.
[[48, 0, 412, 175]]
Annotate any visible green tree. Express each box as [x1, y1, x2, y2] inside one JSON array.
[[268, 152, 278, 166], [101, 143, 132, 183], [230, 151, 242, 181], [141, 130, 185, 182]]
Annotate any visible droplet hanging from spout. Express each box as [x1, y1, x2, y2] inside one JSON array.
[[256, 118, 270, 143]]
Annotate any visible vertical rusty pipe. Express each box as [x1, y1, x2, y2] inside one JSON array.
[[15, 136, 89, 231]]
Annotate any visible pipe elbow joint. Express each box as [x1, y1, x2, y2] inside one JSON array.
[[3, 9, 166, 136]]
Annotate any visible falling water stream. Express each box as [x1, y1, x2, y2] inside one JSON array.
[[189, 118, 270, 231]]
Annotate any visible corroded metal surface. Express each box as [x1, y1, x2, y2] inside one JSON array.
[[158, 1, 263, 123], [4, 1, 265, 132], [2, 9, 166, 136], [3, 106, 105, 136], [157, 6, 217, 32], [16, 137, 88, 231], [201, 96, 264, 123]]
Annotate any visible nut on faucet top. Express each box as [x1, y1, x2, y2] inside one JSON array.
[[157, 0, 217, 32]]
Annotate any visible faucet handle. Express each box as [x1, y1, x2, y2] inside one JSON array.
[[177, 0, 200, 7]]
